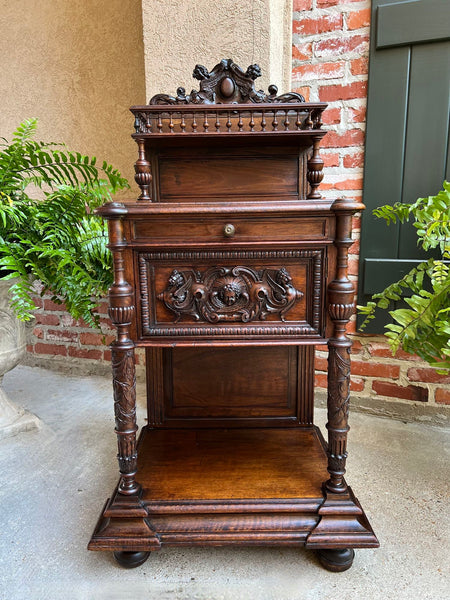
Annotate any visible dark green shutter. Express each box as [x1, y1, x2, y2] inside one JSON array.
[[357, 0, 450, 331]]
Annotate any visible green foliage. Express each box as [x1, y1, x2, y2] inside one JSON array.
[[358, 182, 450, 373], [0, 118, 129, 328]]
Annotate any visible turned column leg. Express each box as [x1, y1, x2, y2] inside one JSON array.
[[104, 205, 140, 495], [111, 343, 139, 495], [325, 199, 359, 494], [326, 336, 351, 493]]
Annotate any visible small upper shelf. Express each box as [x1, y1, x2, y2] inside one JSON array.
[[131, 58, 326, 138]]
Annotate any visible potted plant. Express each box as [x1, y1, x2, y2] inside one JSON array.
[[0, 118, 129, 437], [358, 181, 450, 374]]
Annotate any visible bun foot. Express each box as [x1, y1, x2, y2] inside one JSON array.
[[113, 550, 150, 568], [317, 548, 355, 572]]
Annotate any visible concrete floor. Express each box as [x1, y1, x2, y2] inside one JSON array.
[[0, 366, 449, 600]]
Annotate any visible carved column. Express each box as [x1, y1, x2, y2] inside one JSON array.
[[134, 139, 152, 201], [104, 203, 140, 495], [325, 198, 362, 494], [307, 136, 324, 199]]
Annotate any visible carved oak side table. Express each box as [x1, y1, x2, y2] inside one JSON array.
[[89, 59, 379, 571]]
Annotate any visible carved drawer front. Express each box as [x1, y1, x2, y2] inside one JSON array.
[[137, 248, 326, 343], [132, 215, 330, 245]]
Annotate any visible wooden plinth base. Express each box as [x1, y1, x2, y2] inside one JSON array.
[[89, 426, 378, 569]]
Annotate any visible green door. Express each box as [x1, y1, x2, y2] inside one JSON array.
[[358, 0, 450, 331]]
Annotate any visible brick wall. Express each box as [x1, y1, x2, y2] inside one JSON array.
[[24, 1, 449, 420], [292, 0, 449, 414]]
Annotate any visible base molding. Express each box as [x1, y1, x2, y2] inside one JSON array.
[[89, 487, 378, 552], [305, 487, 379, 549]]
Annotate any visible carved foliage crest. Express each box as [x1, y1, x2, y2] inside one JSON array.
[[149, 59, 305, 105]]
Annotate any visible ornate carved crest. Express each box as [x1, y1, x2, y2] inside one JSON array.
[[149, 59, 305, 105], [157, 266, 303, 323]]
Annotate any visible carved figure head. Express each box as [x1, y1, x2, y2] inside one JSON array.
[[276, 267, 292, 286], [193, 64, 210, 81], [169, 270, 184, 288], [245, 64, 262, 80]]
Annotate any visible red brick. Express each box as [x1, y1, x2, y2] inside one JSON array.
[[315, 373, 328, 388], [97, 301, 109, 315], [99, 317, 114, 328], [321, 128, 365, 148], [79, 332, 115, 346], [33, 327, 44, 339], [348, 106, 366, 124], [43, 298, 68, 312], [26, 344, 34, 353], [349, 339, 363, 352], [315, 356, 328, 372], [103, 349, 112, 362], [316, 344, 328, 352], [348, 256, 359, 276], [68, 347, 103, 360], [372, 380, 428, 402], [323, 108, 341, 125], [34, 313, 60, 326], [347, 8, 371, 30], [349, 238, 360, 255], [317, 0, 361, 6], [334, 177, 364, 190], [314, 35, 370, 59], [318, 182, 335, 191], [293, 13, 343, 36], [350, 377, 365, 392], [31, 296, 43, 309], [343, 150, 364, 168], [293, 42, 313, 61], [293, 0, 313, 10], [34, 343, 67, 356], [319, 81, 367, 102], [322, 152, 340, 167], [347, 319, 357, 334], [435, 388, 450, 405], [47, 329, 78, 343], [293, 61, 345, 82], [352, 215, 362, 230], [368, 343, 421, 361], [352, 360, 400, 379], [407, 368, 450, 384], [294, 87, 312, 103], [350, 57, 369, 76]]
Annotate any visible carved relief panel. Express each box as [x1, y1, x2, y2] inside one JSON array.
[[137, 249, 326, 342]]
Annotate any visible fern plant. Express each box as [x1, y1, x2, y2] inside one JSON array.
[[0, 118, 129, 328], [358, 182, 450, 373]]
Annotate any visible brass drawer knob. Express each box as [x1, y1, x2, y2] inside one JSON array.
[[223, 223, 236, 238]]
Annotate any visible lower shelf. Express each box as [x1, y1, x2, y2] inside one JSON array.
[[89, 426, 378, 553]]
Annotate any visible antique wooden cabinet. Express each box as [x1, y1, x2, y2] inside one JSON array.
[[88, 60, 378, 571]]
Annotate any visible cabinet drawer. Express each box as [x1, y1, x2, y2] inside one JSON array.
[[132, 215, 330, 245], [136, 247, 326, 344]]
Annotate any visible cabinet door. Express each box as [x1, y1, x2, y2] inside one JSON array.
[[136, 248, 326, 345], [146, 345, 314, 428]]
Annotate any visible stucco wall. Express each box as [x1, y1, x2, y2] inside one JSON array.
[[141, 0, 293, 100], [0, 0, 146, 192]]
